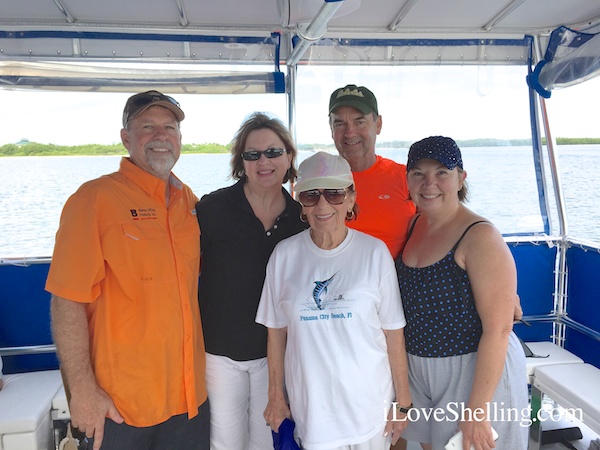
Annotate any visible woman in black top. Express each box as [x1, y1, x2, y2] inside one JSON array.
[[195, 112, 307, 450]]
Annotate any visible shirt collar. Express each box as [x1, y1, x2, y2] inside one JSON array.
[[119, 157, 182, 201]]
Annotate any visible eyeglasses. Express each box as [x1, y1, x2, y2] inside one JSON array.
[[298, 189, 348, 207], [241, 148, 287, 161]]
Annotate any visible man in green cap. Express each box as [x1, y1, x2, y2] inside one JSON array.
[[328, 84, 416, 260]]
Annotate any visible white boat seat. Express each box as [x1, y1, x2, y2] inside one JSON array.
[[529, 363, 600, 450], [524, 341, 584, 384], [533, 363, 600, 433], [0, 370, 62, 450]]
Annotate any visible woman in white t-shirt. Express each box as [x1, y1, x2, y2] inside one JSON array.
[[256, 152, 412, 450]]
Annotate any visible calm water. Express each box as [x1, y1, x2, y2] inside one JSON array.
[[1, 146, 599, 257]]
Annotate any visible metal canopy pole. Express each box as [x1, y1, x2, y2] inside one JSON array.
[[539, 96, 569, 237], [288, 63, 297, 143], [533, 35, 570, 348], [286, 0, 344, 66]]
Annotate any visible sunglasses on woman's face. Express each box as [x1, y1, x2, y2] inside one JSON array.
[[298, 189, 348, 207], [241, 147, 287, 161]]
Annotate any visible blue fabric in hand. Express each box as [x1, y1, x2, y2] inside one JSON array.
[[272, 418, 301, 450]]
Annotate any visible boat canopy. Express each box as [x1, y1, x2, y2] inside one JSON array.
[[0, 60, 286, 94], [1, 0, 600, 92]]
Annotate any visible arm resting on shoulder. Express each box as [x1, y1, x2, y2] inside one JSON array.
[[51, 295, 123, 450], [264, 327, 290, 432]]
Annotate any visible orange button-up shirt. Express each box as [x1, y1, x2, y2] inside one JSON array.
[[46, 157, 206, 427]]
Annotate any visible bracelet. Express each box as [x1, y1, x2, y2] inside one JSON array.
[[395, 403, 413, 414]]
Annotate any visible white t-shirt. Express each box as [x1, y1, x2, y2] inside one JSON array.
[[256, 228, 406, 449]]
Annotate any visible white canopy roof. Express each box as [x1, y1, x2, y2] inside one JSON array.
[[1, 0, 599, 91]]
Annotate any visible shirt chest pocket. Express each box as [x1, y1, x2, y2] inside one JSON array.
[[102, 222, 173, 284], [121, 222, 163, 241]]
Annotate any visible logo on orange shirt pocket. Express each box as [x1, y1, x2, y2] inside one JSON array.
[[129, 208, 157, 220]]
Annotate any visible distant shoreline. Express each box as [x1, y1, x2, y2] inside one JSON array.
[[1, 138, 599, 157]]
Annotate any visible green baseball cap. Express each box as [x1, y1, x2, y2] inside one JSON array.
[[329, 84, 378, 115]]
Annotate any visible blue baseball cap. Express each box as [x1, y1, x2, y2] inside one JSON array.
[[407, 136, 463, 171]]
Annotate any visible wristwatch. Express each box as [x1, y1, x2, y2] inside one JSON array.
[[395, 403, 413, 414]]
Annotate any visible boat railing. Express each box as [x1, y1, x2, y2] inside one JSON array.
[[0, 344, 57, 358], [1, 233, 599, 372]]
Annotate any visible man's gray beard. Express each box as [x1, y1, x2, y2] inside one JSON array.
[[147, 152, 176, 179]]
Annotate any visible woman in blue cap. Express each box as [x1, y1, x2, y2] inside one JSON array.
[[396, 136, 528, 449]]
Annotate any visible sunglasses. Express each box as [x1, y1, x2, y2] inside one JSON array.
[[298, 189, 348, 207], [132, 92, 179, 108], [123, 91, 181, 126], [241, 147, 287, 161]]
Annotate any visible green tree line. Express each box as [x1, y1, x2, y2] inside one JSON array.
[[2, 138, 599, 157], [0, 142, 229, 157]]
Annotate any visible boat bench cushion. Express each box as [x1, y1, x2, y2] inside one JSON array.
[[0, 370, 62, 450], [533, 363, 600, 435], [525, 341, 584, 384]]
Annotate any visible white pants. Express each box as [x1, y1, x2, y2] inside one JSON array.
[[205, 353, 272, 450]]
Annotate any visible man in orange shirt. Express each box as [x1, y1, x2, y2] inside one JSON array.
[[329, 84, 416, 260], [46, 91, 209, 450], [329, 85, 415, 450]]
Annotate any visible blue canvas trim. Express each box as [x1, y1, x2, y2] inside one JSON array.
[[312, 37, 528, 48], [527, 25, 600, 96], [272, 71, 286, 93], [524, 36, 551, 236], [0, 29, 271, 45]]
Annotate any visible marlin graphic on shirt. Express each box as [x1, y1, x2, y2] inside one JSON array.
[[312, 272, 338, 310]]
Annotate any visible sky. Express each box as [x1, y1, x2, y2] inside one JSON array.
[[1, 65, 599, 147]]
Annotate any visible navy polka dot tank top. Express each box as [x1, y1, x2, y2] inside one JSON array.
[[395, 217, 487, 357]]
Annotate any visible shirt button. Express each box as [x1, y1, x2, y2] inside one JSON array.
[[273, 224, 278, 229], [266, 231, 271, 236]]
